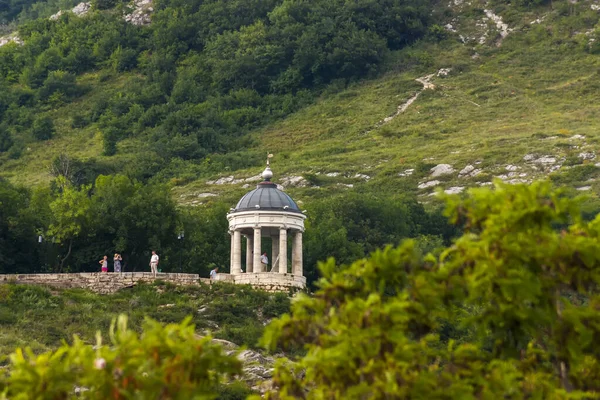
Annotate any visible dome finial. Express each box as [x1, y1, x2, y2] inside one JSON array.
[[262, 153, 274, 181]]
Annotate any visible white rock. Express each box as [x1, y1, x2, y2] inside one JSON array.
[[276, 184, 285, 191], [72, 2, 91, 15], [0, 34, 23, 47], [354, 173, 371, 180], [506, 178, 529, 184], [592, 4, 600, 10], [523, 154, 536, 161], [326, 172, 341, 177], [124, 0, 153, 25], [549, 165, 561, 173], [444, 186, 465, 194], [50, 2, 90, 20], [459, 165, 475, 175], [437, 68, 452, 77], [280, 176, 309, 187], [418, 180, 441, 189], [50, 10, 64, 20], [579, 152, 596, 160], [242, 184, 250, 189], [244, 174, 262, 182], [398, 169, 415, 177], [577, 186, 592, 191], [569, 134, 586, 140], [197, 193, 217, 198], [430, 164, 455, 177], [214, 176, 234, 185], [535, 156, 557, 164], [505, 165, 520, 172], [458, 165, 482, 178], [444, 24, 457, 32], [484, 9, 511, 39]]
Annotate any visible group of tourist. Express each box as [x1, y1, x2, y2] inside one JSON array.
[[98, 251, 159, 273], [97, 250, 269, 276]]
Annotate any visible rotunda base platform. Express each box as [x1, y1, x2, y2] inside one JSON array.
[[214, 272, 306, 293]]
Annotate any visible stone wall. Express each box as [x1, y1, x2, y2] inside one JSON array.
[[0, 272, 306, 294], [0, 273, 207, 294]]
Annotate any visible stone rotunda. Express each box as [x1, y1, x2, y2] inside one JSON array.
[[218, 159, 307, 292]]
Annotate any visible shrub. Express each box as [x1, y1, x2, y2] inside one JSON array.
[[259, 182, 600, 398], [0, 315, 242, 398], [31, 116, 55, 141], [0, 129, 13, 152], [71, 114, 89, 129]]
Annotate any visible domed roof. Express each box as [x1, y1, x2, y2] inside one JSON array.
[[231, 160, 301, 214], [233, 182, 301, 213]]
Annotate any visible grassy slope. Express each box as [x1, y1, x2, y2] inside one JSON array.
[[2, 0, 600, 206], [0, 281, 290, 360]]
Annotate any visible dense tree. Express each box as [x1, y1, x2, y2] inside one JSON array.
[[0, 179, 40, 273], [47, 177, 92, 271], [303, 192, 454, 286], [88, 174, 178, 271]]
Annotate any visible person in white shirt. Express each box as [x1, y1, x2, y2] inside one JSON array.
[[210, 267, 219, 279], [150, 251, 159, 275], [260, 252, 268, 272]]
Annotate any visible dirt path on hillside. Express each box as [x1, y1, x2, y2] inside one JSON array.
[[374, 69, 448, 129]]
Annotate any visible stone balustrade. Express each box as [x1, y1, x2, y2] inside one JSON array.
[[0, 272, 305, 294], [0, 272, 207, 294]]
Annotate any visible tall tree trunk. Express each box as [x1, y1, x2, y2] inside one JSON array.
[[555, 288, 573, 392], [59, 239, 73, 273]]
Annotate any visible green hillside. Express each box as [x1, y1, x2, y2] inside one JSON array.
[[1, 0, 599, 198], [1, 0, 600, 276]]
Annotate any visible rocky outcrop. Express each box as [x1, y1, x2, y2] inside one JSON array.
[[50, 2, 91, 20], [210, 338, 278, 394], [0, 33, 23, 47], [418, 180, 441, 189], [430, 164, 455, 177], [72, 2, 92, 16], [124, 0, 153, 26]]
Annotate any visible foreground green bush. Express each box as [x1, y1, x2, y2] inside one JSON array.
[[260, 181, 600, 398], [0, 316, 242, 399]]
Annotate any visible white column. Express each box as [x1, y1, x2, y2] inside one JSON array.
[[245, 235, 253, 273], [292, 231, 303, 276], [253, 227, 262, 273], [232, 230, 242, 275], [279, 228, 287, 274], [229, 232, 234, 272], [271, 235, 279, 273]]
